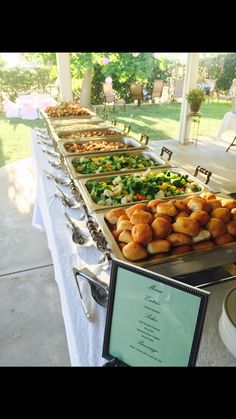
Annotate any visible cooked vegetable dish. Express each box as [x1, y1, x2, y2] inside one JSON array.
[[85, 170, 202, 206], [72, 153, 157, 174]]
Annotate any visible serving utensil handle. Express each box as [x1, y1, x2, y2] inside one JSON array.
[[160, 146, 173, 162], [140, 133, 149, 145], [194, 165, 212, 185]]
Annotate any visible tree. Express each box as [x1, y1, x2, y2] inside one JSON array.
[[216, 53, 236, 91]]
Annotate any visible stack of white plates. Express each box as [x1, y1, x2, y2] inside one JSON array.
[[219, 287, 236, 358]]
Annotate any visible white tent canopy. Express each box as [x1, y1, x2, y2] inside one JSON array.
[[55, 52, 200, 145]]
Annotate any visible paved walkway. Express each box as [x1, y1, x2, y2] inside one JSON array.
[[0, 158, 70, 366]]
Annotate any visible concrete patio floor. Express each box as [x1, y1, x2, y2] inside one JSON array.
[[0, 133, 235, 366], [0, 158, 70, 366]]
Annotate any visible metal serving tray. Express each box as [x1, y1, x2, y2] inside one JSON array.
[[40, 108, 96, 122], [64, 149, 171, 179], [53, 125, 124, 139], [57, 135, 147, 158], [94, 204, 236, 277], [76, 167, 206, 212]]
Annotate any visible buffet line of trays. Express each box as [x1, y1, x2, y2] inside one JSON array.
[[39, 103, 236, 279]]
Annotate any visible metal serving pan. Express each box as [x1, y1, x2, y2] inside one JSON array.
[[40, 108, 96, 122], [57, 135, 147, 158], [94, 201, 236, 277], [76, 167, 206, 212], [64, 149, 171, 180]]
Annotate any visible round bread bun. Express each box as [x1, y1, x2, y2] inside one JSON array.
[[192, 228, 211, 243], [130, 210, 153, 225], [117, 214, 130, 224], [208, 199, 222, 210], [221, 199, 236, 210], [205, 218, 227, 238], [118, 230, 133, 244], [200, 192, 216, 200], [168, 199, 189, 213], [171, 245, 192, 255], [122, 241, 148, 261], [226, 220, 236, 237], [156, 202, 178, 217], [131, 223, 153, 245], [117, 220, 133, 233], [214, 233, 234, 245], [210, 207, 231, 223], [151, 217, 172, 239], [147, 199, 165, 213], [111, 229, 120, 240], [175, 211, 190, 220], [105, 208, 126, 224], [187, 197, 211, 213], [154, 214, 173, 223], [231, 208, 236, 221], [172, 217, 200, 237], [166, 232, 192, 247], [126, 203, 151, 219], [192, 240, 215, 251], [189, 210, 211, 226], [182, 195, 198, 205], [147, 239, 171, 255]]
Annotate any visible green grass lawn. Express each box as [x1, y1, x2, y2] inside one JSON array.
[[0, 115, 44, 167], [0, 101, 232, 168], [97, 101, 232, 141]]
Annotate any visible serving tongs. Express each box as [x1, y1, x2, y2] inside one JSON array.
[[37, 138, 53, 148], [65, 212, 88, 245], [48, 158, 66, 171], [72, 268, 92, 321], [73, 267, 109, 308], [44, 169, 70, 186], [54, 185, 81, 209], [41, 146, 59, 158]]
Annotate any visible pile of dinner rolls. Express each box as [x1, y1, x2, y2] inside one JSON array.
[[104, 192, 236, 262]]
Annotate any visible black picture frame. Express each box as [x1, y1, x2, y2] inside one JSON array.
[[102, 259, 209, 367]]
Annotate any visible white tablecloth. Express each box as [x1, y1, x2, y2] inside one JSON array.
[[218, 112, 236, 138], [31, 129, 109, 366]]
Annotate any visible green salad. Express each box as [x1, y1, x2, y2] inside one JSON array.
[[72, 152, 157, 174], [85, 170, 202, 206]]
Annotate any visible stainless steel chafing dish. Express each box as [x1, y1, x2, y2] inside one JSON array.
[[64, 149, 171, 180], [40, 108, 97, 123], [93, 199, 236, 277], [75, 167, 206, 212]]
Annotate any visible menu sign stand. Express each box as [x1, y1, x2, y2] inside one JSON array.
[[102, 259, 209, 367]]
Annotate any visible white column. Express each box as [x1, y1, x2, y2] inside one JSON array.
[[178, 53, 200, 144], [56, 53, 73, 102]]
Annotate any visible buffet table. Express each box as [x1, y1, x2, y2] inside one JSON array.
[[31, 128, 236, 366]]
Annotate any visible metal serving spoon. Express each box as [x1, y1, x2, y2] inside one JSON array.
[[65, 213, 88, 245]]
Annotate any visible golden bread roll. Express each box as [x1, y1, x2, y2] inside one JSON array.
[[231, 208, 236, 221], [171, 245, 192, 255], [221, 199, 236, 210], [175, 211, 190, 220], [192, 228, 211, 243], [147, 239, 171, 254], [200, 192, 216, 200], [118, 230, 133, 244], [126, 203, 150, 218], [117, 214, 130, 224], [154, 214, 173, 223], [151, 217, 172, 239], [131, 223, 153, 245], [122, 241, 148, 261], [105, 208, 127, 224], [192, 240, 215, 251], [156, 202, 178, 217], [130, 210, 153, 225], [147, 199, 165, 213], [208, 199, 222, 211], [169, 199, 189, 213], [187, 197, 211, 213], [172, 217, 200, 237], [214, 233, 234, 245], [182, 195, 198, 205], [210, 207, 231, 223], [167, 232, 192, 246], [226, 220, 236, 237], [189, 210, 211, 226], [117, 220, 133, 233], [205, 218, 227, 238], [111, 229, 120, 240]]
